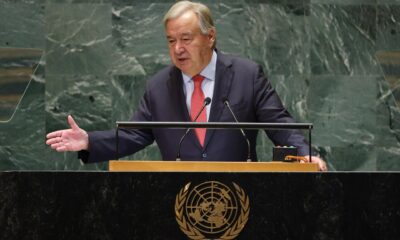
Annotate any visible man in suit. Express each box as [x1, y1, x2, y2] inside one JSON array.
[[46, 1, 327, 171]]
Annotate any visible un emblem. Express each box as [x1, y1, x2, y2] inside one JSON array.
[[175, 181, 250, 239]]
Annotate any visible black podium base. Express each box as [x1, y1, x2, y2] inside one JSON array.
[[0, 172, 399, 239]]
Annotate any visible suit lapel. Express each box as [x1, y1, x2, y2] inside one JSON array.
[[168, 67, 190, 121], [204, 53, 234, 149]]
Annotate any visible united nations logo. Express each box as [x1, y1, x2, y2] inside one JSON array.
[[175, 181, 250, 240]]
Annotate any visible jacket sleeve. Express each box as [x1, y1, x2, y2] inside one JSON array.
[[253, 65, 310, 156], [79, 89, 155, 163]]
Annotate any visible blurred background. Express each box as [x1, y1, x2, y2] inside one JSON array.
[[0, 0, 399, 171]]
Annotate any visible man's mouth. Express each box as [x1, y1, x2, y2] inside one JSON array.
[[177, 57, 189, 63]]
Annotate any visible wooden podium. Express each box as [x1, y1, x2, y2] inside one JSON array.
[[109, 160, 318, 172]]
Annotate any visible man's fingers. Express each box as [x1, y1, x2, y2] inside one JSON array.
[[317, 160, 328, 172], [46, 116, 84, 152], [46, 130, 64, 139], [46, 137, 62, 145], [56, 146, 67, 152], [320, 163, 328, 172], [50, 142, 63, 150], [67, 115, 79, 131], [46, 116, 78, 140], [306, 155, 328, 172], [51, 138, 66, 147]]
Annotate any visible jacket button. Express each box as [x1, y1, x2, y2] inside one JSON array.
[[202, 153, 207, 158]]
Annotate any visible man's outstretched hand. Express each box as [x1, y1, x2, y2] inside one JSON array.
[[46, 115, 89, 152]]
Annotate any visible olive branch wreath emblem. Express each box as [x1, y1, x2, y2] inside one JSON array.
[[175, 182, 250, 240]]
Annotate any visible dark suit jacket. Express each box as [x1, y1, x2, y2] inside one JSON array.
[[81, 52, 309, 163]]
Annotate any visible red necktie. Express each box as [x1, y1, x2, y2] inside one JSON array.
[[191, 75, 206, 146]]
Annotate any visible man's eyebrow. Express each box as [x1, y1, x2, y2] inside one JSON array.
[[181, 32, 193, 37], [166, 31, 194, 39]]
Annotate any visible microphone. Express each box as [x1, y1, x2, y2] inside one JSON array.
[[222, 97, 252, 162], [176, 97, 211, 161]]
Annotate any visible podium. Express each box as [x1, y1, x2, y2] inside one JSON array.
[[108, 160, 319, 172], [1, 170, 399, 239]]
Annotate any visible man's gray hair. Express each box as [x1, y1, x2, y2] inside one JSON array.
[[163, 1, 216, 48]]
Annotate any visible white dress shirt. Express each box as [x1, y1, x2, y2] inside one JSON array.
[[182, 50, 217, 121]]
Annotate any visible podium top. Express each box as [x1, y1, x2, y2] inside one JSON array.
[[109, 161, 318, 172]]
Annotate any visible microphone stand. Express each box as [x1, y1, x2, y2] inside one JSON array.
[[176, 97, 211, 161], [223, 98, 252, 162]]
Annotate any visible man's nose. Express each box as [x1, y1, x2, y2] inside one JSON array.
[[174, 41, 185, 54]]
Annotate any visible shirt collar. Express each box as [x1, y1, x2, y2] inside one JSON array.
[[182, 50, 217, 83]]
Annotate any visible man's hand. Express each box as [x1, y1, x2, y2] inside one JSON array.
[[304, 155, 327, 172], [46, 115, 89, 152]]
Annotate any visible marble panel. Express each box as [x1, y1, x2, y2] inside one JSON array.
[[307, 75, 377, 147], [311, 0, 377, 4], [376, 76, 400, 146], [0, 0, 45, 3], [45, 3, 113, 75], [377, 146, 400, 170], [377, 5, 400, 51], [322, 146, 377, 171], [110, 75, 145, 122], [0, 48, 43, 121], [216, 2, 310, 75], [378, 0, 400, 4], [110, 3, 170, 76], [375, 5, 400, 153], [47, 0, 111, 3], [0, 3, 45, 49], [309, 4, 379, 75], [45, 75, 112, 132], [0, 63, 45, 170]]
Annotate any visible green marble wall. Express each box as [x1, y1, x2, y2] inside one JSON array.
[[0, 0, 399, 171]]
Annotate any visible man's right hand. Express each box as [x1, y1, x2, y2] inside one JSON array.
[[46, 115, 89, 152]]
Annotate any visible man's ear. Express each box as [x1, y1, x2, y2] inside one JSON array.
[[208, 28, 216, 47]]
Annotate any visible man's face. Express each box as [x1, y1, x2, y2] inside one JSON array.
[[165, 11, 215, 77]]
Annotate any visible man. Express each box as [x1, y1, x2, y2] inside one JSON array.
[[46, 1, 327, 171]]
